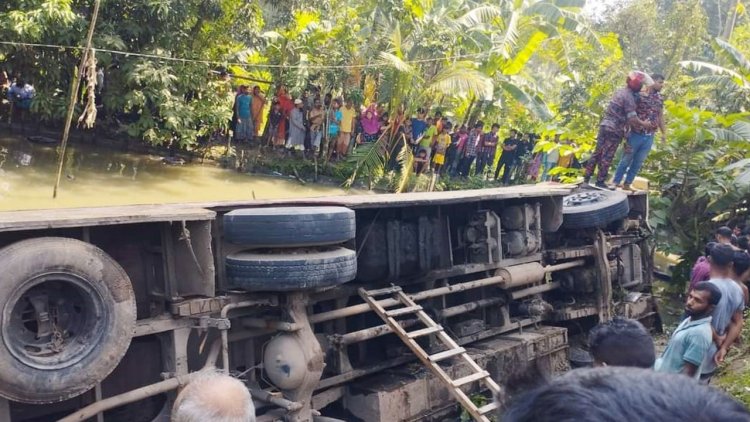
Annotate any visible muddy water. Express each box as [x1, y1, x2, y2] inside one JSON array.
[[0, 134, 354, 211]]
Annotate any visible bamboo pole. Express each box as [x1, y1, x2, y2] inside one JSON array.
[[53, 0, 102, 199]]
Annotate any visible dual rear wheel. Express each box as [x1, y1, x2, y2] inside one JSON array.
[[223, 206, 358, 291]]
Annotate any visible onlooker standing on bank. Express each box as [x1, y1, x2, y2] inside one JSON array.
[[700, 243, 745, 383], [327, 99, 342, 158], [655, 282, 719, 379], [494, 128, 518, 184], [716, 226, 734, 246], [431, 122, 452, 174], [689, 242, 715, 292], [410, 108, 429, 151], [251, 86, 266, 138], [475, 123, 499, 176], [583, 71, 654, 188], [613, 74, 666, 191], [337, 99, 357, 158], [360, 104, 380, 143], [232, 86, 254, 143], [308, 98, 325, 153], [457, 121, 482, 177], [287, 99, 305, 152]]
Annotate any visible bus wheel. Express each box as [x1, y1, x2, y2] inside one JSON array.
[[0, 237, 136, 404]]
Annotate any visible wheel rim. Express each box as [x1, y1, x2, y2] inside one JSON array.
[[563, 191, 609, 207], [3, 272, 108, 370]]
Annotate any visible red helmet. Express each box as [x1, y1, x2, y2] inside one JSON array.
[[626, 71, 653, 91]]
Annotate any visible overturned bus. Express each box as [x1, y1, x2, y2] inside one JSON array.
[[0, 183, 658, 422]]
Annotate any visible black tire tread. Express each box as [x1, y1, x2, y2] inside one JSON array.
[[562, 191, 630, 229], [223, 207, 356, 247], [226, 247, 357, 291], [0, 237, 136, 404]]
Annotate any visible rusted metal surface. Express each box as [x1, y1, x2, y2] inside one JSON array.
[[0, 184, 574, 232], [311, 260, 585, 325], [133, 315, 194, 337], [0, 205, 215, 232]]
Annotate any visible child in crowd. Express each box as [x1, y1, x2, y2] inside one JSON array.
[[414, 149, 429, 175], [431, 123, 453, 174]]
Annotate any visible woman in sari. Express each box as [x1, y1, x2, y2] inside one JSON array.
[[274, 85, 294, 147], [360, 105, 380, 143]]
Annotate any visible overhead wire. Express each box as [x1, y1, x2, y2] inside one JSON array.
[[0, 40, 493, 69]]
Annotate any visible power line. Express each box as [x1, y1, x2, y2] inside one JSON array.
[[0, 40, 491, 70]]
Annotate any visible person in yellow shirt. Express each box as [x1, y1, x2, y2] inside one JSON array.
[[432, 123, 453, 174], [337, 99, 357, 158]]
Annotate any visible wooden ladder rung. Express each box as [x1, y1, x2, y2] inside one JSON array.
[[429, 347, 466, 362], [452, 371, 490, 387], [365, 286, 403, 296], [406, 326, 443, 339], [478, 401, 499, 415], [385, 305, 422, 317]]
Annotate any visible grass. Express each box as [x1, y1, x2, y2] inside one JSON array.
[[715, 313, 750, 407]]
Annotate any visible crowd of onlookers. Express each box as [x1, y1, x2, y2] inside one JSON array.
[[240, 84, 582, 183]]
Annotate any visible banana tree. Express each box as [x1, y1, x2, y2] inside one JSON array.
[[346, 0, 598, 191], [680, 37, 750, 112]]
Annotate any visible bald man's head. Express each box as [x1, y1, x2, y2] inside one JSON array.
[[172, 373, 255, 422]]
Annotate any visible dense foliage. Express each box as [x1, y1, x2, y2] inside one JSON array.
[[1, 0, 749, 264]]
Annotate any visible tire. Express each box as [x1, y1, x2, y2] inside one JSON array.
[[223, 207, 356, 248], [226, 246, 357, 291], [0, 237, 136, 404], [562, 189, 630, 229]]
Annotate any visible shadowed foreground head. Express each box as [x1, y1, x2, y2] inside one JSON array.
[[172, 372, 256, 422], [589, 316, 655, 368], [501, 367, 750, 422]]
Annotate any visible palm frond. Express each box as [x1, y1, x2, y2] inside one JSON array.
[[680, 61, 748, 87], [714, 38, 750, 76], [725, 158, 750, 172], [379, 51, 416, 74], [345, 133, 390, 187], [524, 2, 601, 48], [394, 136, 414, 193], [502, 29, 549, 75], [707, 127, 747, 142], [426, 62, 494, 99], [456, 5, 503, 28], [495, 10, 520, 59], [730, 120, 750, 139], [498, 79, 553, 120]]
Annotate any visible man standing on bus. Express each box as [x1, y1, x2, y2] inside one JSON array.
[[583, 71, 654, 189]]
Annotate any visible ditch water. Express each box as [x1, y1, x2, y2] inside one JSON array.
[[0, 133, 354, 211]]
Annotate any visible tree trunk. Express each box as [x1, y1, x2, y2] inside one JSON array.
[[721, 0, 739, 40], [462, 95, 476, 127]]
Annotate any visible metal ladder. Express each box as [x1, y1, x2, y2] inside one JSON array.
[[358, 285, 502, 422]]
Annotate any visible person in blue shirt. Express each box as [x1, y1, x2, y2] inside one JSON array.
[[7, 79, 35, 110], [655, 281, 721, 379], [410, 108, 428, 151], [232, 85, 254, 143]]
